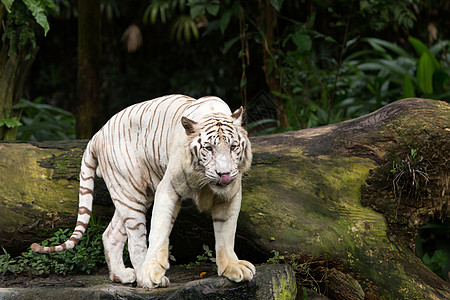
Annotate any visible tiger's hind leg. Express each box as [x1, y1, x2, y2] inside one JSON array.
[[103, 211, 136, 283], [110, 192, 150, 288]]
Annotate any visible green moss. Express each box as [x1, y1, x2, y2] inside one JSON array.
[[240, 146, 429, 298], [39, 148, 84, 181], [0, 144, 80, 237], [240, 101, 450, 299], [241, 147, 380, 256], [272, 266, 298, 299], [362, 115, 450, 245]]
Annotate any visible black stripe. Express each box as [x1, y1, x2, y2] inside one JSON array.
[[79, 186, 93, 196], [213, 218, 228, 223], [80, 173, 94, 181], [78, 206, 91, 215], [84, 160, 96, 170], [170, 180, 182, 199], [127, 222, 145, 231], [76, 220, 88, 228], [114, 198, 146, 214]]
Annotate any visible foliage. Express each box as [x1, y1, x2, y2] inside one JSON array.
[[267, 250, 284, 264], [248, 34, 450, 134], [0, 214, 106, 276], [0, 248, 17, 276], [1, 0, 55, 55], [349, 37, 450, 102], [416, 222, 450, 281], [19, 0, 439, 138], [185, 244, 216, 268], [422, 250, 449, 280], [0, 115, 22, 129], [143, 0, 221, 42], [16, 97, 75, 141], [0, 0, 56, 140], [389, 148, 429, 203], [267, 251, 342, 296], [358, 0, 419, 32]]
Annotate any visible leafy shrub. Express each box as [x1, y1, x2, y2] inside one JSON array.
[[16, 97, 75, 141], [185, 244, 215, 269], [0, 214, 106, 276], [416, 222, 450, 281], [422, 250, 449, 280], [252, 33, 450, 135], [347, 37, 450, 103]]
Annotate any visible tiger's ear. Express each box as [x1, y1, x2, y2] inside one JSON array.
[[231, 106, 244, 125], [181, 116, 198, 135]]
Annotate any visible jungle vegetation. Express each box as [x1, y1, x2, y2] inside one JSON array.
[[0, 0, 449, 285], [0, 0, 449, 140]]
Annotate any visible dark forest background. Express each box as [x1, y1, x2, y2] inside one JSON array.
[[1, 0, 450, 141]]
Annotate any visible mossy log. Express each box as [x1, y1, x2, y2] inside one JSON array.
[[0, 98, 449, 299]]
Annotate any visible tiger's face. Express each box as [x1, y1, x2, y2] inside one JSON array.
[[182, 107, 251, 193]]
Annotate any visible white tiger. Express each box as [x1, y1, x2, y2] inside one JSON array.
[[31, 94, 254, 288]]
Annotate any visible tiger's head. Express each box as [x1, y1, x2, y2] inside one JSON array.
[[181, 107, 252, 193]]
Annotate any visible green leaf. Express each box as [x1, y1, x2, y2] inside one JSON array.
[[417, 53, 435, 94], [409, 36, 428, 56], [363, 37, 411, 58], [422, 253, 431, 266], [23, 0, 50, 35], [206, 0, 220, 16], [1, 0, 14, 13], [240, 77, 247, 88], [292, 32, 312, 52], [402, 74, 415, 98], [219, 9, 232, 34], [223, 36, 240, 54], [0, 117, 22, 128], [189, 2, 205, 18], [378, 59, 408, 76], [409, 37, 440, 69], [269, 0, 284, 11]]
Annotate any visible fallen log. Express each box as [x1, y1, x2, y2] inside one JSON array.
[[0, 98, 449, 299]]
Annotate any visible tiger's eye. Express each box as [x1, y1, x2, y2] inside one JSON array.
[[205, 145, 213, 151], [230, 145, 238, 151]]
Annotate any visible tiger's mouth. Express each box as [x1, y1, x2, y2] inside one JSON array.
[[211, 181, 231, 187], [211, 173, 232, 187]]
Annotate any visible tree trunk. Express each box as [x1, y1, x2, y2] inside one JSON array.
[[0, 34, 38, 141], [258, 0, 289, 130], [76, 0, 102, 139], [0, 98, 449, 299]]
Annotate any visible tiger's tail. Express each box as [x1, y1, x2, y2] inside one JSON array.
[[31, 141, 97, 253]]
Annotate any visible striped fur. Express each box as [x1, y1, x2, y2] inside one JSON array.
[[31, 95, 254, 288]]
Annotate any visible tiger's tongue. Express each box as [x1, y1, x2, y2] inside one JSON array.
[[219, 174, 231, 185]]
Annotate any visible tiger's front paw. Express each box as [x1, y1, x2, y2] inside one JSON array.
[[110, 267, 136, 284], [219, 260, 256, 282], [139, 259, 170, 288]]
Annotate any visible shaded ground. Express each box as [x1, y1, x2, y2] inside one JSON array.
[[0, 263, 217, 288], [0, 264, 299, 300]]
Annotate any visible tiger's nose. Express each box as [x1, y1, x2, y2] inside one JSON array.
[[217, 172, 231, 185]]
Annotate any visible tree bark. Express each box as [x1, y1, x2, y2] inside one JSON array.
[[0, 98, 449, 299], [76, 0, 102, 139], [258, 0, 289, 130], [0, 33, 38, 140]]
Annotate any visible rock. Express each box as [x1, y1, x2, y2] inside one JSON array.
[[0, 264, 297, 300]]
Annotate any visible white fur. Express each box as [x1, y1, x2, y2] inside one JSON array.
[[32, 95, 254, 288]]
